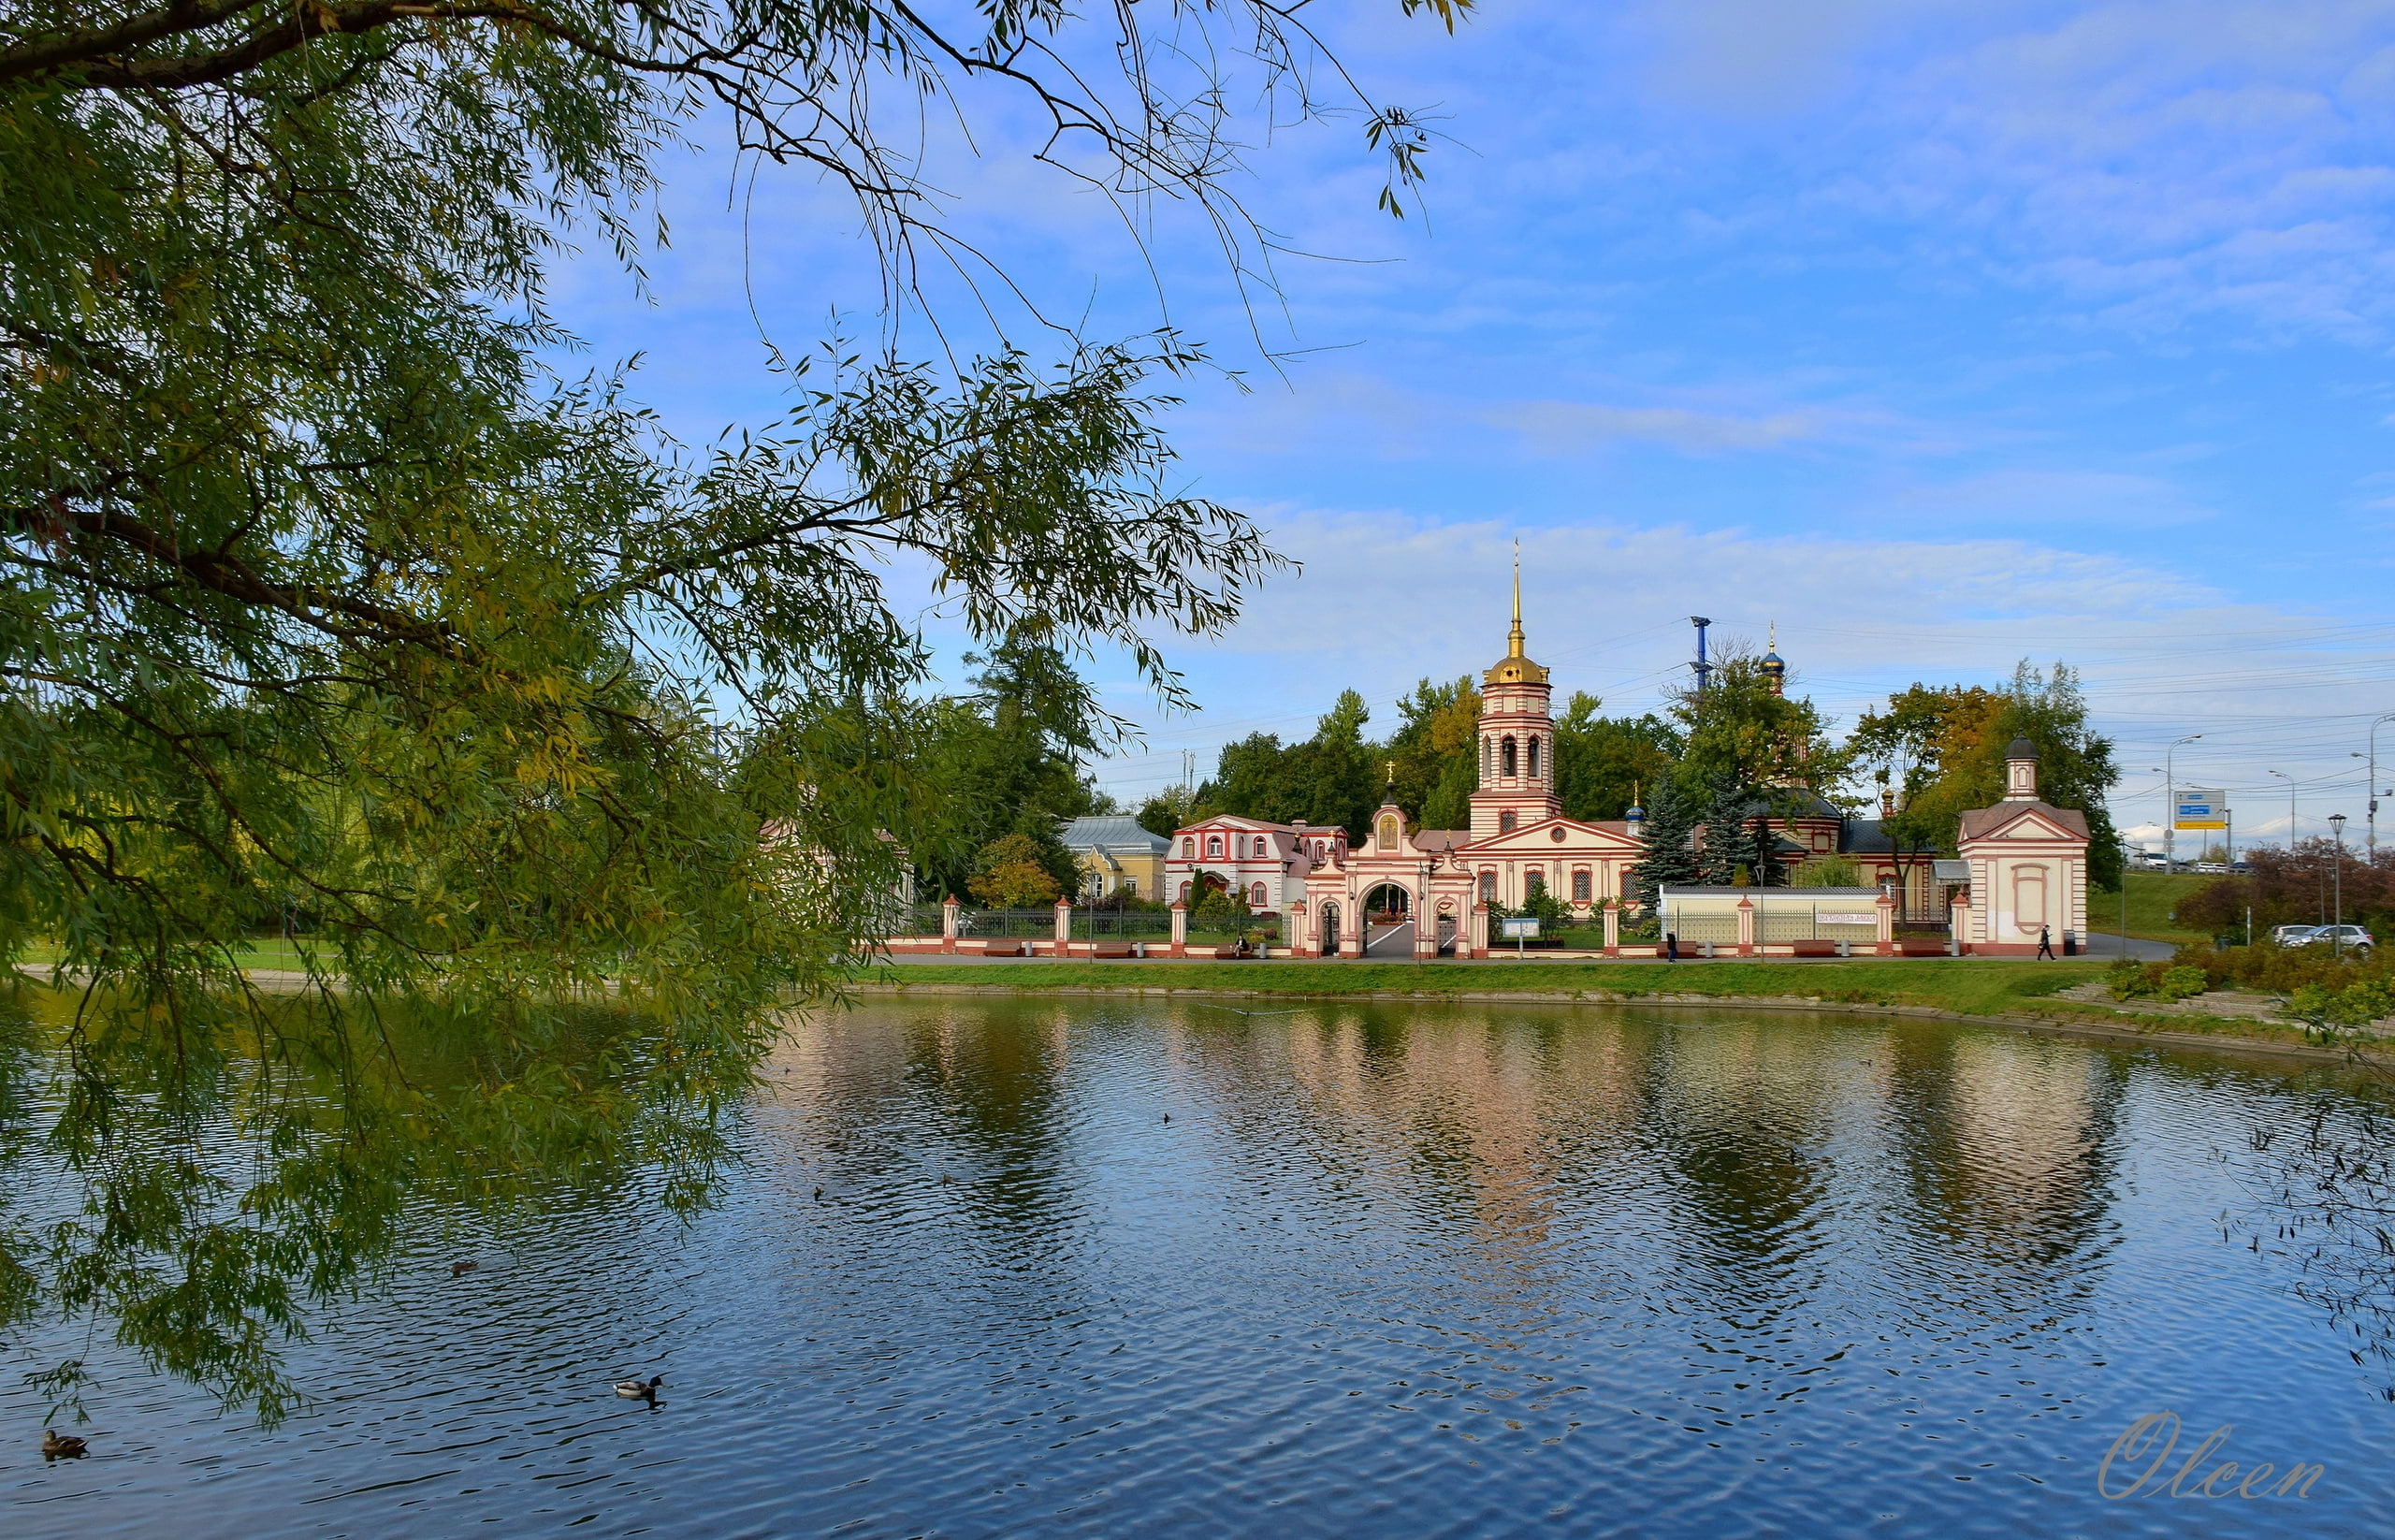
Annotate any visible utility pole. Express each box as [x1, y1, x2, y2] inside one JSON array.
[[2269, 768, 2295, 851], [2118, 840, 2131, 955], [1689, 617, 1713, 693], [2164, 735, 2200, 871]]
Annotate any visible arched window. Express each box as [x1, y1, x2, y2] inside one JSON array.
[[1480, 736, 1492, 783], [1251, 882, 1268, 908], [1255, 836, 1270, 858], [1500, 809, 1517, 833], [1313, 840, 1327, 861], [1478, 870, 1497, 902], [1207, 835, 1223, 860], [1527, 736, 1540, 778], [1526, 869, 1546, 899], [1501, 736, 1517, 777], [1182, 837, 1194, 858], [1178, 880, 1192, 902], [1572, 868, 1592, 902]]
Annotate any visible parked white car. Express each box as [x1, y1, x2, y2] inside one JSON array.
[[2271, 924, 2320, 948], [2290, 923, 2374, 955]]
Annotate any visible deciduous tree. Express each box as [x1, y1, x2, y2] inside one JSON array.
[[0, 0, 1467, 1420]]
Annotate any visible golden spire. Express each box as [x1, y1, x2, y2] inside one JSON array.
[[1482, 536, 1548, 686], [1507, 538, 1526, 659]]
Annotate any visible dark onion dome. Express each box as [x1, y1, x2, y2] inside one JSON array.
[[2006, 735, 2038, 760], [1625, 804, 1646, 821], [1759, 648, 1786, 679]]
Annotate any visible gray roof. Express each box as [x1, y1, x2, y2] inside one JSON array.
[[1056, 815, 1168, 854], [1837, 819, 1938, 856]]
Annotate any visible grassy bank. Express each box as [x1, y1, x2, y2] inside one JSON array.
[[873, 958, 2110, 1019], [2107, 871, 2214, 946]]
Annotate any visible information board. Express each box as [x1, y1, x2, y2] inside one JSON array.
[[1500, 917, 1541, 938], [2174, 790, 2227, 831]]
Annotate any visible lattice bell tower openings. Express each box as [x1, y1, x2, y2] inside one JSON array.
[[1470, 542, 1562, 839]]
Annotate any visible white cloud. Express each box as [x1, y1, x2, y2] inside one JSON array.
[[1087, 503, 2395, 830]]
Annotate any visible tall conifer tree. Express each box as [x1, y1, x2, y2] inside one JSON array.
[[1629, 778, 1704, 910]]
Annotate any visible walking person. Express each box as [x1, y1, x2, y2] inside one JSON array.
[[2037, 924, 2055, 961]]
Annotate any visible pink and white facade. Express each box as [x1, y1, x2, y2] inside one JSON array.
[[1163, 816, 1328, 913], [1285, 579, 1647, 957], [1171, 586, 2091, 960], [1953, 739, 2091, 954]]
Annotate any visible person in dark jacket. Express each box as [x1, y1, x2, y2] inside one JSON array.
[[2037, 925, 2055, 961], [1665, 932, 1678, 964]]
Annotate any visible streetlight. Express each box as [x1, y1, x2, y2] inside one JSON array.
[[2164, 735, 2201, 870], [2330, 813, 2348, 956], [2268, 768, 2296, 851], [2367, 715, 2395, 861]]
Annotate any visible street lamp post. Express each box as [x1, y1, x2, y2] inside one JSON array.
[[2330, 813, 2348, 957], [2268, 768, 2296, 852], [2369, 715, 2395, 862], [2164, 735, 2200, 870]]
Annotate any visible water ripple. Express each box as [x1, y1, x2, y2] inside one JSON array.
[[5, 999, 2388, 1538]]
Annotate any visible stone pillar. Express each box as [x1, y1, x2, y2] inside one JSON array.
[[1339, 897, 1364, 958], [1602, 899, 1620, 956], [941, 894, 960, 954], [1470, 901, 1490, 960], [1951, 888, 1972, 957], [1052, 895, 1073, 957], [1286, 902, 1305, 960], [1876, 890, 1896, 956], [1735, 894, 1756, 957], [1168, 901, 1188, 957]]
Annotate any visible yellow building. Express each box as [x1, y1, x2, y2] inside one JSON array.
[[1059, 816, 1172, 901]]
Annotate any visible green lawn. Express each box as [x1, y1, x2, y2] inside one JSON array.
[[873, 957, 2110, 1019], [2097, 872, 2215, 947], [19, 937, 332, 972]]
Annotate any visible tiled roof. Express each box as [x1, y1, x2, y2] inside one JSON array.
[[1056, 815, 1168, 853]]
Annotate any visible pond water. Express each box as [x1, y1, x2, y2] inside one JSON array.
[[7, 997, 2392, 1537]]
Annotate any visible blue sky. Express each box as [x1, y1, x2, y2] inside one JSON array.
[[550, 1, 2395, 849]]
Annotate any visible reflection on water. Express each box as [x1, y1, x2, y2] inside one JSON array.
[[6, 999, 2388, 1537]]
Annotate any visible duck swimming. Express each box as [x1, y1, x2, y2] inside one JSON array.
[[614, 1375, 663, 1401], [42, 1430, 88, 1458]]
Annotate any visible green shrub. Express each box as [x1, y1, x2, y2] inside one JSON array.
[[2106, 959, 2151, 1001], [2284, 978, 2395, 1042], [2158, 966, 2208, 1002]]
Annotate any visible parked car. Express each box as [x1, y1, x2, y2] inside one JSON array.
[[2290, 923, 2374, 955], [2193, 862, 2228, 874], [2272, 924, 2320, 948]]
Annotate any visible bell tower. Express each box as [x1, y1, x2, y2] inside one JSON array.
[[1469, 543, 1562, 838]]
